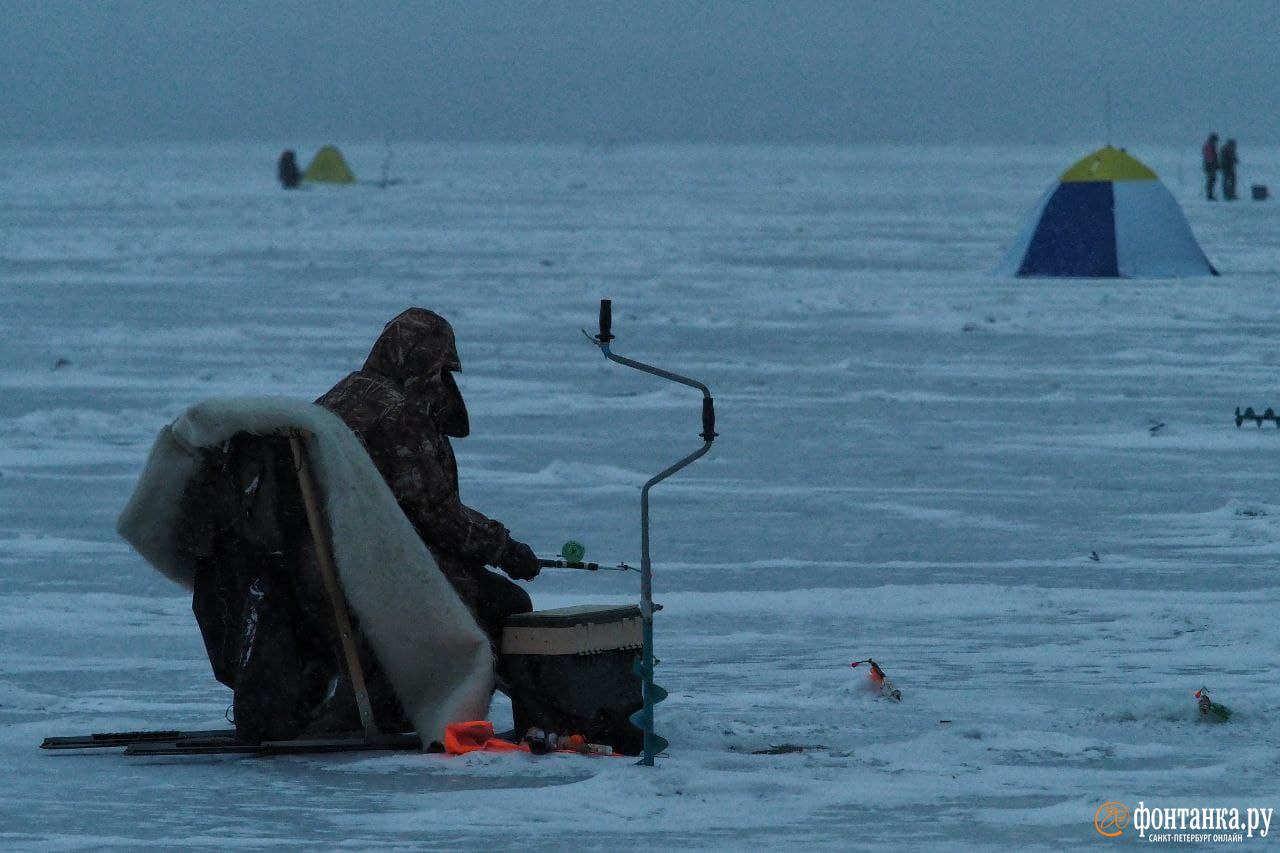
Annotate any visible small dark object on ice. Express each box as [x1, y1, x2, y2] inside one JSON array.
[[1235, 406, 1280, 428], [751, 743, 809, 755], [851, 658, 902, 701], [1195, 687, 1232, 722]]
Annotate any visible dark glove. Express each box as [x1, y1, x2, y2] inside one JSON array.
[[496, 539, 540, 581]]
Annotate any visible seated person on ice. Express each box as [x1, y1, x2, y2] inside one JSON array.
[[316, 307, 542, 645], [179, 308, 539, 743], [277, 149, 302, 189]]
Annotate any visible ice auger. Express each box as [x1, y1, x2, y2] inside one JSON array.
[[587, 299, 717, 766]]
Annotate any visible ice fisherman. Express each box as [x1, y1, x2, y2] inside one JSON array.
[[316, 308, 541, 647], [277, 149, 302, 189], [1202, 133, 1220, 200], [1220, 138, 1239, 201]]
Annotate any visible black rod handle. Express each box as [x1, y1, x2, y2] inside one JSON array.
[[597, 299, 614, 343], [701, 396, 717, 441], [538, 558, 601, 571]]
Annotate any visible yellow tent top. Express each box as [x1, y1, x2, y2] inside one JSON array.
[[1059, 146, 1158, 183], [303, 145, 356, 184]]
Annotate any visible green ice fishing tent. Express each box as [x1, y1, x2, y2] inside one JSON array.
[[303, 145, 356, 184]]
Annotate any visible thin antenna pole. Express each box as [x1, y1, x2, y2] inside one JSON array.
[[380, 141, 393, 189], [1104, 80, 1112, 147]]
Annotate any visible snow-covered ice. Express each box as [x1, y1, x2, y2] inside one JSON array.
[[2, 141, 1278, 849]]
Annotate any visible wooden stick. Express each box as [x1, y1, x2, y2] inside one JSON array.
[[287, 431, 380, 740]]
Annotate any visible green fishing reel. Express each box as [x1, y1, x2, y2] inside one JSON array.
[[560, 540, 586, 563]]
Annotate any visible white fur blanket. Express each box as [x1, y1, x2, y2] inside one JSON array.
[[116, 396, 494, 747]]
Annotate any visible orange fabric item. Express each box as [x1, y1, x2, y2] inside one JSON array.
[[443, 721, 529, 755]]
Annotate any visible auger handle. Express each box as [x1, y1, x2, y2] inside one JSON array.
[[598, 299, 614, 344]]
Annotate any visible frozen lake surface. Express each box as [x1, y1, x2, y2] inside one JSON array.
[[2, 141, 1279, 849]]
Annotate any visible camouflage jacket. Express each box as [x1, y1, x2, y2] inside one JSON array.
[[316, 309, 512, 606]]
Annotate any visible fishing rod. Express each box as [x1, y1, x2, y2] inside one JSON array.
[[535, 539, 632, 572], [537, 557, 633, 572], [585, 298, 716, 767]]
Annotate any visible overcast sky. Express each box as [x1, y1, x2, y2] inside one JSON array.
[[3, 1, 1276, 146]]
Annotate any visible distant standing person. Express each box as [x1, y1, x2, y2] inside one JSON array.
[[1202, 133, 1220, 200], [277, 149, 302, 189], [1220, 138, 1239, 201]]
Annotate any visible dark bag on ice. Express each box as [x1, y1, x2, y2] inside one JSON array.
[[179, 433, 409, 741]]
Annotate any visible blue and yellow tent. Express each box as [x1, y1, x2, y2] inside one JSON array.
[[997, 146, 1217, 278]]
